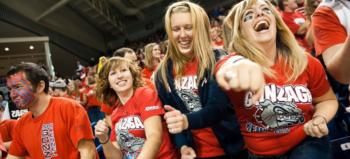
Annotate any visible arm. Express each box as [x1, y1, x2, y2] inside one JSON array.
[[4, 141, 11, 150], [137, 116, 162, 159], [322, 36, 350, 84], [77, 139, 96, 159], [94, 120, 123, 159], [312, 7, 350, 84], [296, 18, 310, 35], [80, 93, 88, 106], [304, 89, 338, 138], [6, 155, 23, 159]]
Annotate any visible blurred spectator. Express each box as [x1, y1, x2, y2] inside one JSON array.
[[312, 0, 350, 84], [113, 47, 139, 66], [52, 79, 67, 97], [312, 1, 350, 158], [210, 27, 224, 49], [159, 40, 168, 59], [142, 43, 162, 79], [278, 0, 311, 51], [303, 0, 321, 55]]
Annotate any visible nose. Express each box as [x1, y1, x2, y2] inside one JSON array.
[[10, 90, 17, 99], [256, 9, 264, 17], [179, 28, 186, 38], [116, 72, 123, 78]]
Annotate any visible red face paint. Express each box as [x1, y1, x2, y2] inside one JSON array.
[[6, 72, 35, 109]]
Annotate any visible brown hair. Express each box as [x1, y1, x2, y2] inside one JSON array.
[[96, 57, 143, 106]]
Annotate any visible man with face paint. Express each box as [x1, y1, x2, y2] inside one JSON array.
[[5, 62, 96, 159]]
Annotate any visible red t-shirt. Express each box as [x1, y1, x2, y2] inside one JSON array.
[[85, 85, 101, 109], [174, 58, 225, 158], [312, 6, 347, 56], [0, 135, 6, 158], [9, 97, 94, 159], [110, 87, 178, 159], [142, 67, 156, 80], [0, 119, 17, 142], [216, 54, 331, 155]]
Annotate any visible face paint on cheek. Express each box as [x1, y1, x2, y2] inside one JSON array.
[[7, 72, 36, 109], [13, 86, 35, 109]]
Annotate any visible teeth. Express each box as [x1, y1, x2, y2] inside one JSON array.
[[117, 80, 126, 85], [179, 42, 190, 45]]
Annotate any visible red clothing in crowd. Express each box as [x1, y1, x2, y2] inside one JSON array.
[[312, 6, 347, 56], [281, 11, 310, 51], [0, 119, 17, 142], [110, 87, 178, 159], [216, 54, 331, 155], [0, 135, 6, 158], [9, 97, 94, 159], [141, 66, 157, 80], [84, 85, 101, 110]]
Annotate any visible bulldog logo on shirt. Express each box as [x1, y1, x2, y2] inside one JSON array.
[[244, 84, 310, 133], [117, 129, 145, 159], [255, 100, 304, 129]]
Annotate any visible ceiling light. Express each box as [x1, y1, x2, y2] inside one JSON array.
[[29, 45, 34, 50], [4, 47, 9, 52]]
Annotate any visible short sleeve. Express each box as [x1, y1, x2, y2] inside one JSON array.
[[307, 55, 331, 97], [312, 7, 347, 56], [66, 101, 94, 148], [136, 88, 164, 121], [8, 121, 27, 156], [0, 135, 7, 157], [214, 54, 235, 74], [0, 120, 17, 142]]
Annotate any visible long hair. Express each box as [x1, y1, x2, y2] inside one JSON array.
[[158, 1, 215, 91], [96, 57, 143, 107], [224, 0, 307, 82], [66, 79, 80, 97], [144, 43, 159, 70]]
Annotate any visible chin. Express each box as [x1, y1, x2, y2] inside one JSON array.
[[179, 49, 193, 56]]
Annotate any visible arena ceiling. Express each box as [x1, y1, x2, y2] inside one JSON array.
[[0, 0, 235, 76]]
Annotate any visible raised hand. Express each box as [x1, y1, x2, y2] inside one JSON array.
[[163, 105, 188, 134], [216, 57, 265, 103]]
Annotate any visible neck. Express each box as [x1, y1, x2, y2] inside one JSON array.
[[152, 58, 160, 67], [117, 89, 134, 105], [29, 94, 51, 118], [284, 7, 294, 13], [259, 40, 277, 65]]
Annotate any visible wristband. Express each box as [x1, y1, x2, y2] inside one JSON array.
[[99, 137, 109, 144], [99, 127, 111, 144]]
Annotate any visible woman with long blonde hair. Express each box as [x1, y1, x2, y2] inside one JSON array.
[[216, 0, 338, 158], [155, 1, 247, 158], [142, 43, 162, 79]]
